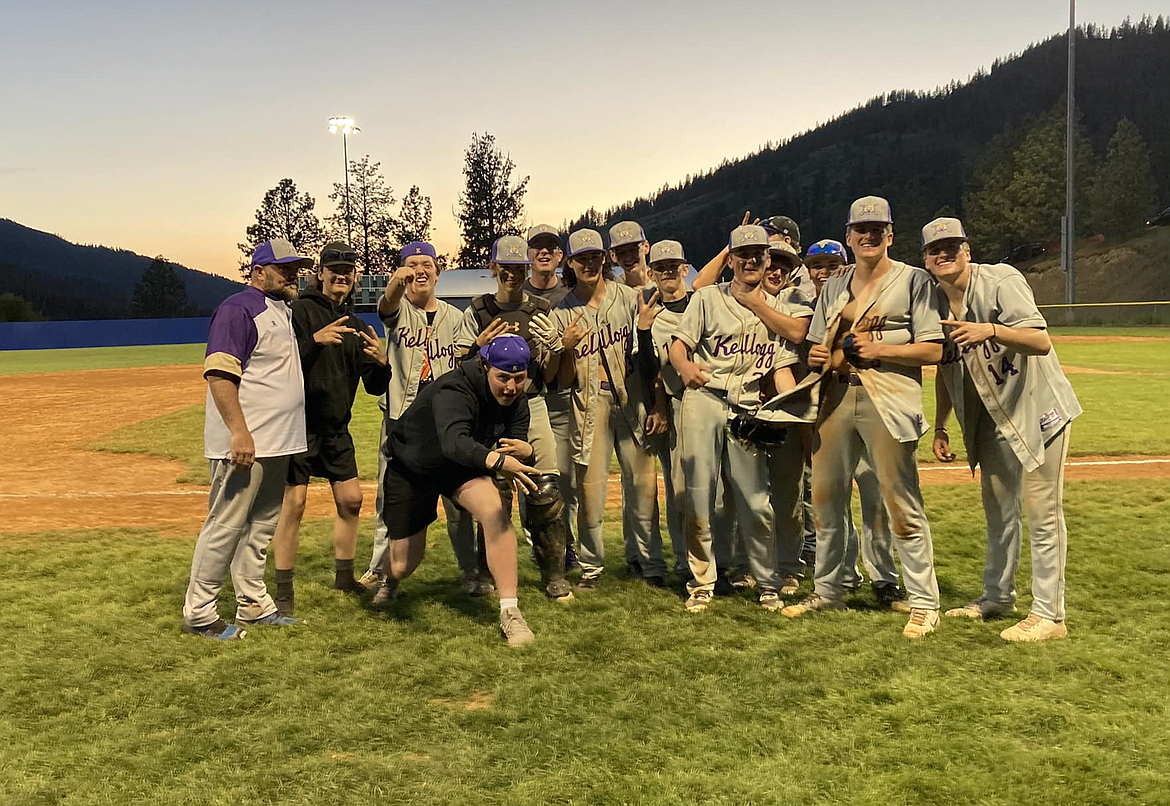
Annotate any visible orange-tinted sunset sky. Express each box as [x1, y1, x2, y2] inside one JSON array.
[[1, 1, 1159, 279]]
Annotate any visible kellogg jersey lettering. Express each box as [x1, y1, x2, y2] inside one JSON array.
[[936, 263, 1081, 472], [674, 283, 799, 413], [381, 296, 462, 419], [552, 281, 648, 464], [809, 261, 944, 442]]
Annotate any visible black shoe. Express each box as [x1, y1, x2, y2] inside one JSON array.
[[274, 597, 295, 617], [873, 581, 909, 611], [644, 575, 667, 589], [714, 576, 735, 596], [576, 576, 600, 591], [334, 577, 365, 594], [626, 559, 643, 578]]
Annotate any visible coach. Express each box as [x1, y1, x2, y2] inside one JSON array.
[[181, 238, 312, 640]]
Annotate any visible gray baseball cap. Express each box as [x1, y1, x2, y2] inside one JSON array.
[[609, 221, 646, 249], [490, 235, 532, 265], [767, 240, 801, 267], [648, 240, 686, 264], [567, 228, 605, 257], [728, 225, 769, 252], [846, 196, 894, 227], [921, 217, 968, 249], [526, 224, 560, 244]]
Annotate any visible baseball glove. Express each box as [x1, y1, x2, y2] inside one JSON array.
[[842, 332, 881, 370], [729, 415, 788, 448]]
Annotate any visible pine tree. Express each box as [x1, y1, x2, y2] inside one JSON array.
[[326, 156, 395, 274], [395, 185, 434, 258], [238, 179, 323, 279], [456, 132, 529, 268], [1088, 119, 1156, 239], [0, 293, 44, 322], [131, 256, 190, 317]]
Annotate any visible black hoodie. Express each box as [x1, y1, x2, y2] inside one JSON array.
[[291, 285, 390, 434], [387, 358, 530, 480]]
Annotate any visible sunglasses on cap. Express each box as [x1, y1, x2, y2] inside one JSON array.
[[321, 249, 358, 264]]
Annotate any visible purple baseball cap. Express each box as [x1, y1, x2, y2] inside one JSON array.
[[480, 335, 531, 373], [400, 241, 438, 262], [250, 238, 313, 270]]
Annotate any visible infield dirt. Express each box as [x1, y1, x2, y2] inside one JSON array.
[[2, 363, 1167, 535]]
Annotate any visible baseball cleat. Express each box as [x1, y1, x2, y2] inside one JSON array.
[[902, 608, 940, 639], [240, 612, 301, 627], [758, 590, 783, 612], [1000, 614, 1068, 642], [873, 582, 911, 614], [181, 619, 245, 641], [685, 589, 713, 613], [499, 606, 535, 647], [729, 571, 757, 590], [779, 576, 801, 596], [372, 577, 400, 606], [357, 571, 382, 591], [334, 577, 365, 594], [944, 598, 1017, 620], [781, 594, 846, 618]]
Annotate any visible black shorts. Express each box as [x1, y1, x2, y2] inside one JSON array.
[[288, 431, 359, 485], [382, 459, 477, 540]]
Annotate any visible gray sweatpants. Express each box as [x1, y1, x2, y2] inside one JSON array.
[[577, 389, 664, 580], [182, 456, 288, 628], [766, 433, 808, 579], [369, 417, 475, 575], [680, 387, 778, 594], [812, 380, 939, 610], [659, 396, 687, 573], [546, 390, 579, 545], [973, 409, 1071, 621]]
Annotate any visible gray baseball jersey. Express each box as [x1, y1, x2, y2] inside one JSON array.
[[936, 263, 1081, 473], [380, 297, 462, 419], [648, 295, 692, 398], [809, 261, 944, 442], [552, 280, 649, 466], [674, 283, 800, 414]]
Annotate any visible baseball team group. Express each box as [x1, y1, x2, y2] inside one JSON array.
[[179, 194, 1080, 648]]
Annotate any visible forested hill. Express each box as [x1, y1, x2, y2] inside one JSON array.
[[570, 20, 1170, 267], [0, 219, 241, 320]]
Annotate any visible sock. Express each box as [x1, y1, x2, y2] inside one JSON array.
[[499, 597, 518, 612], [275, 568, 294, 601], [335, 558, 355, 587]]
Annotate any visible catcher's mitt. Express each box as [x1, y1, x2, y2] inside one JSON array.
[[842, 332, 881, 369], [729, 415, 788, 448]]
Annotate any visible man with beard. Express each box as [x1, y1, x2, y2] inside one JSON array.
[[669, 225, 800, 613], [269, 242, 390, 616], [181, 239, 313, 640], [378, 334, 540, 646]]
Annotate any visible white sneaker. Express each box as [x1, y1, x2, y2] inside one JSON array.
[[1000, 613, 1067, 642], [781, 594, 845, 618], [945, 598, 1016, 620], [902, 608, 940, 639]]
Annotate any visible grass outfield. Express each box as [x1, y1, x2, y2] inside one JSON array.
[[0, 343, 205, 376], [2, 479, 1169, 805], [86, 333, 1170, 485]]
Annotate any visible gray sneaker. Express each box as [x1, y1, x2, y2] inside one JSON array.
[[781, 593, 846, 618], [945, 598, 1016, 620], [372, 577, 399, 606], [499, 606, 535, 647]]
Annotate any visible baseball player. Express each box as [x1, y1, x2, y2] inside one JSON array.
[[269, 241, 390, 616], [181, 239, 311, 639], [360, 242, 478, 596], [782, 196, 943, 639], [669, 224, 800, 613], [925, 217, 1080, 642], [548, 228, 666, 589], [377, 335, 540, 647], [523, 225, 579, 569], [801, 239, 907, 609], [456, 235, 572, 601]]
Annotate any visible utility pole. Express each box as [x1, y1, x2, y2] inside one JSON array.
[[1063, 1, 1076, 321]]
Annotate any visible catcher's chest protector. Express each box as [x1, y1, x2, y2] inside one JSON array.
[[471, 294, 551, 355]]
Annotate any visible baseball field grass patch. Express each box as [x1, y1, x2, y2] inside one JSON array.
[[0, 343, 206, 376], [1, 479, 1168, 806]]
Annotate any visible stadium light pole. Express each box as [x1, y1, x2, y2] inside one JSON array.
[[327, 116, 360, 242], [1063, 1, 1076, 318]]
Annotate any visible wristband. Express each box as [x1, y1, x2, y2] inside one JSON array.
[[492, 453, 507, 472], [934, 427, 948, 434], [991, 323, 998, 340]]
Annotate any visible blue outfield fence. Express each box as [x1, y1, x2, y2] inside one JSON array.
[[0, 314, 386, 351]]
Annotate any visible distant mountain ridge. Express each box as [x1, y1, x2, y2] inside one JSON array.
[[571, 22, 1170, 267], [0, 219, 242, 320]]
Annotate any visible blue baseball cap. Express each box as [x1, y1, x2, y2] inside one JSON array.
[[480, 335, 531, 373], [250, 238, 313, 270], [805, 239, 847, 262], [400, 241, 438, 263]]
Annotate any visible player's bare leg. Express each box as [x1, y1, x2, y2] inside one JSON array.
[[329, 477, 364, 592], [270, 483, 307, 615]]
